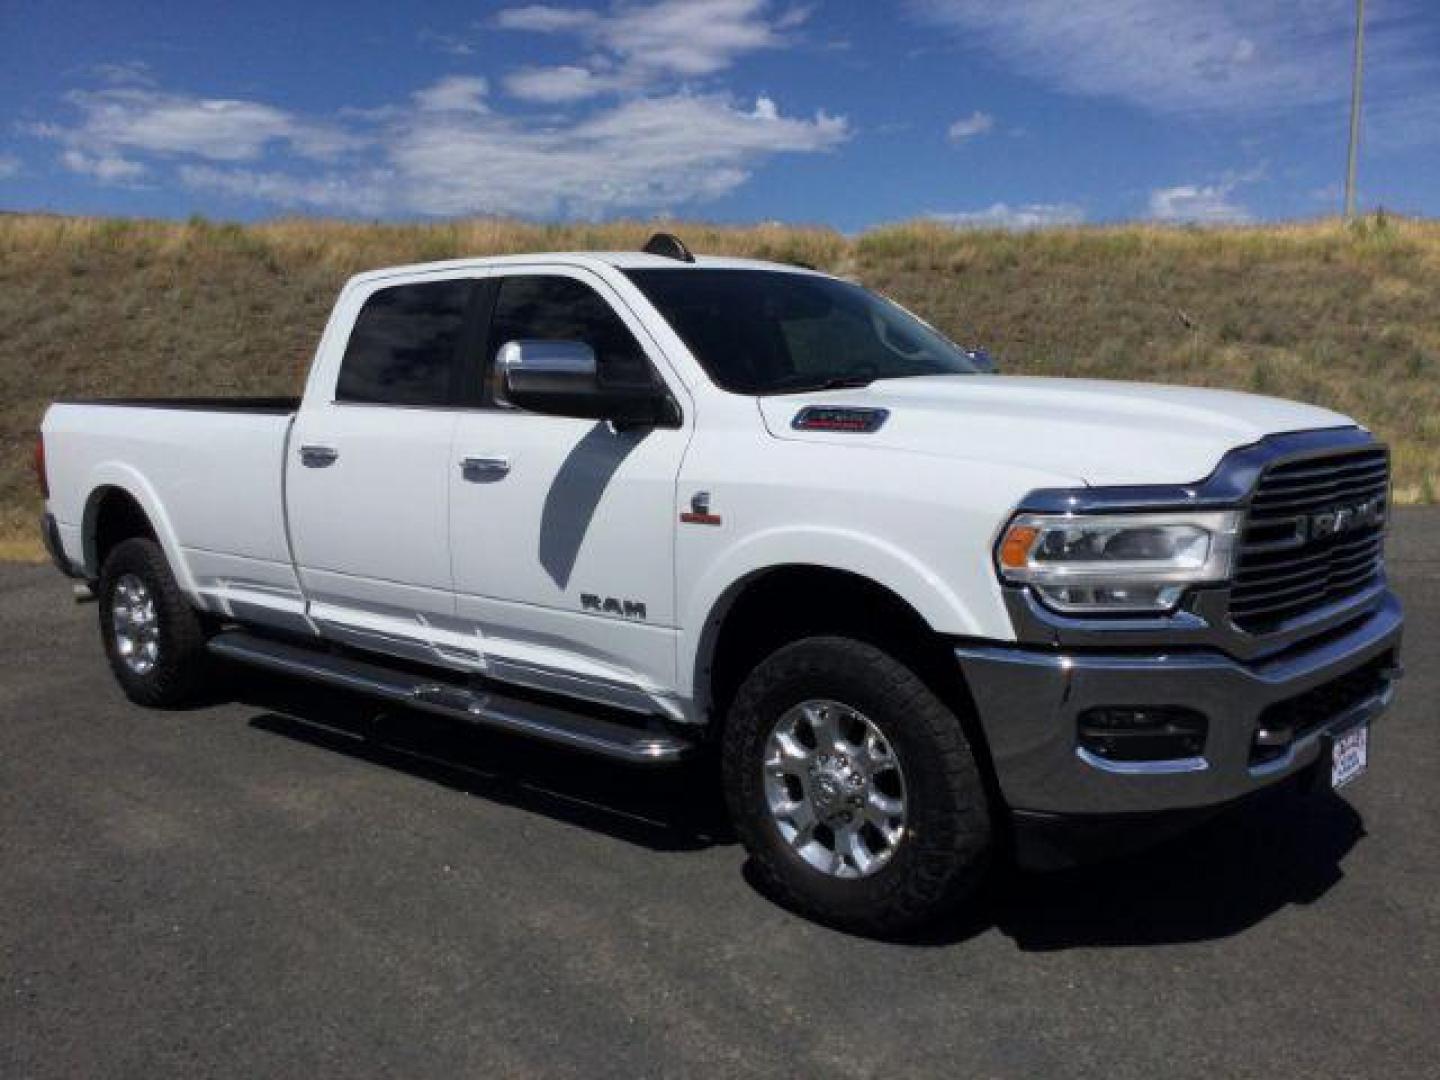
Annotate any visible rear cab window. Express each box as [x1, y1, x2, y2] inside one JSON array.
[[336, 279, 475, 407]]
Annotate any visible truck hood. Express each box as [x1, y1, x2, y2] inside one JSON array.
[[757, 375, 1357, 487]]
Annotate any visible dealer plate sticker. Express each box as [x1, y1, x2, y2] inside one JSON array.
[[1332, 724, 1369, 790]]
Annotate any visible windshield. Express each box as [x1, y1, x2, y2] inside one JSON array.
[[623, 268, 982, 394]]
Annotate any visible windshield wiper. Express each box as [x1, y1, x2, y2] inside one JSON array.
[[762, 375, 876, 395]]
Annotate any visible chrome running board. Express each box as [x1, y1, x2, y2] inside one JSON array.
[[208, 630, 693, 765]]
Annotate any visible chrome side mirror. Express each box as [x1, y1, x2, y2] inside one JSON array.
[[497, 340, 597, 410], [498, 339, 597, 378], [497, 340, 677, 426]]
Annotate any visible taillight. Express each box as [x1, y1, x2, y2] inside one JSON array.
[[33, 433, 49, 499]]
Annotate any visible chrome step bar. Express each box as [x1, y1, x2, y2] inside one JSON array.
[[208, 630, 692, 765]]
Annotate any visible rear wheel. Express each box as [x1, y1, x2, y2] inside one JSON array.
[[98, 537, 211, 707], [722, 636, 992, 935]]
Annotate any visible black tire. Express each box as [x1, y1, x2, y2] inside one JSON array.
[[722, 636, 992, 935], [98, 537, 211, 707]]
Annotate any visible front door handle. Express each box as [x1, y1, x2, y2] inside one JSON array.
[[299, 445, 339, 468], [460, 455, 511, 481]]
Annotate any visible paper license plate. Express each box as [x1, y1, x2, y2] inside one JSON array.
[[1331, 723, 1369, 790]]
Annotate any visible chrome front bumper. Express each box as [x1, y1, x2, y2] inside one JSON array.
[[956, 591, 1403, 817]]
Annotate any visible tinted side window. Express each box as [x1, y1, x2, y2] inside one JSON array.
[[337, 280, 473, 406], [490, 276, 654, 390]]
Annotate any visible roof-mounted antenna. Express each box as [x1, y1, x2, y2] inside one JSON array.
[[642, 232, 696, 263]]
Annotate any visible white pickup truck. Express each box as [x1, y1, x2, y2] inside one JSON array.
[[38, 233, 1404, 932]]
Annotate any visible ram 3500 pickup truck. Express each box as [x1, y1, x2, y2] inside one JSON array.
[[38, 233, 1403, 932]]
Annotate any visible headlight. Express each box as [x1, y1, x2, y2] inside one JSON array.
[[996, 511, 1242, 613]]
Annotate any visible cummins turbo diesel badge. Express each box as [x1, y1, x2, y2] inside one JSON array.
[[791, 406, 889, 433]]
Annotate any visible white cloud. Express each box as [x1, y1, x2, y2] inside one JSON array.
[[775, 4, 815, 31], [909, 0, 1440, 121], [495, 0, 803, 82], [0, 154, 22, 179], [493, 5, 601, 33], [929, 202, 1085, 230], [1147, 165, 1262, 222], [413, 76, 489, 113], [417, 28, 476, 56], [391, 92, 846, 217], [946, 110, 994, 143], [179, 165, 390, 215], [1148, 182, 1251, 223], [91, 60, 156, 87], [50, 88, 359, 163], [37, 3, 844, 225], [495, 1, 793, 107], [601, 0, 789, 76], [503, 65, 627, 103], [40, 73, 846, 218], [59, 148, 146, 183]]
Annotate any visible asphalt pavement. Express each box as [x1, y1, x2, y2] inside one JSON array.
[[3, 511, 1438, 1079]]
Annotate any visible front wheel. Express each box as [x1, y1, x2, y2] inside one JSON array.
[[98, 537, 212, 707], [722, 636, 992, 935]]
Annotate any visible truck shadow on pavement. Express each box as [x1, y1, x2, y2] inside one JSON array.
[[237, 675, 733, 854], [970, 784, 1363, 952], [235, 672, 1364, 951]]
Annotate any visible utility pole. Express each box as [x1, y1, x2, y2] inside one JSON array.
[[1344, 0, 1366, 219]]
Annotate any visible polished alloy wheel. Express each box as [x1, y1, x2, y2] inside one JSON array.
[[762, 699, 908, 878], [111, 573, 160, 675]]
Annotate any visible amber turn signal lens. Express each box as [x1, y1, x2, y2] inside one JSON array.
[[998, 524, 1038, 569]]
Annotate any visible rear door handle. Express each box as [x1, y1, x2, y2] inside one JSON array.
[[299, 445, 339, 468], [460, 455, 511, 481]]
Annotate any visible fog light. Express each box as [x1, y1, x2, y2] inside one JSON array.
[[1253, 723, 1294, 748], [1249, 723, 1294, 766], [1078, 707, 1208, 763]]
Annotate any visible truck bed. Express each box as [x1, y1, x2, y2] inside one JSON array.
[[42, 399, 299, 603]]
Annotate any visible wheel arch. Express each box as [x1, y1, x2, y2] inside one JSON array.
[[79, 469, 196, 596], [681, 526, 985, 709], [691, 563, 973, 731], [695, 561, 1008, 833]]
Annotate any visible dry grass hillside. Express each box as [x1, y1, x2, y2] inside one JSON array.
[[2, 212, 1437, 559]]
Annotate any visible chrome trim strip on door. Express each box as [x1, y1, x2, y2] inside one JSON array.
[[484, 655, 690, 723]]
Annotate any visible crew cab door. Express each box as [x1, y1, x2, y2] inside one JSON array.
[[448, 269, 689, 713], [286, 275, 481, 662]]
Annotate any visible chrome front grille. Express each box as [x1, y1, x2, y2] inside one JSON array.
[[1230, 444, 1389, 633]]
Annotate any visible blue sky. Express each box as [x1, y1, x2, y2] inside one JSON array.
[[2, 0, 1438, 230]]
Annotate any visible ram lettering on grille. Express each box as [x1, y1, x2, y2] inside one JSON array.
[[1230, 446, 1389, 633]]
